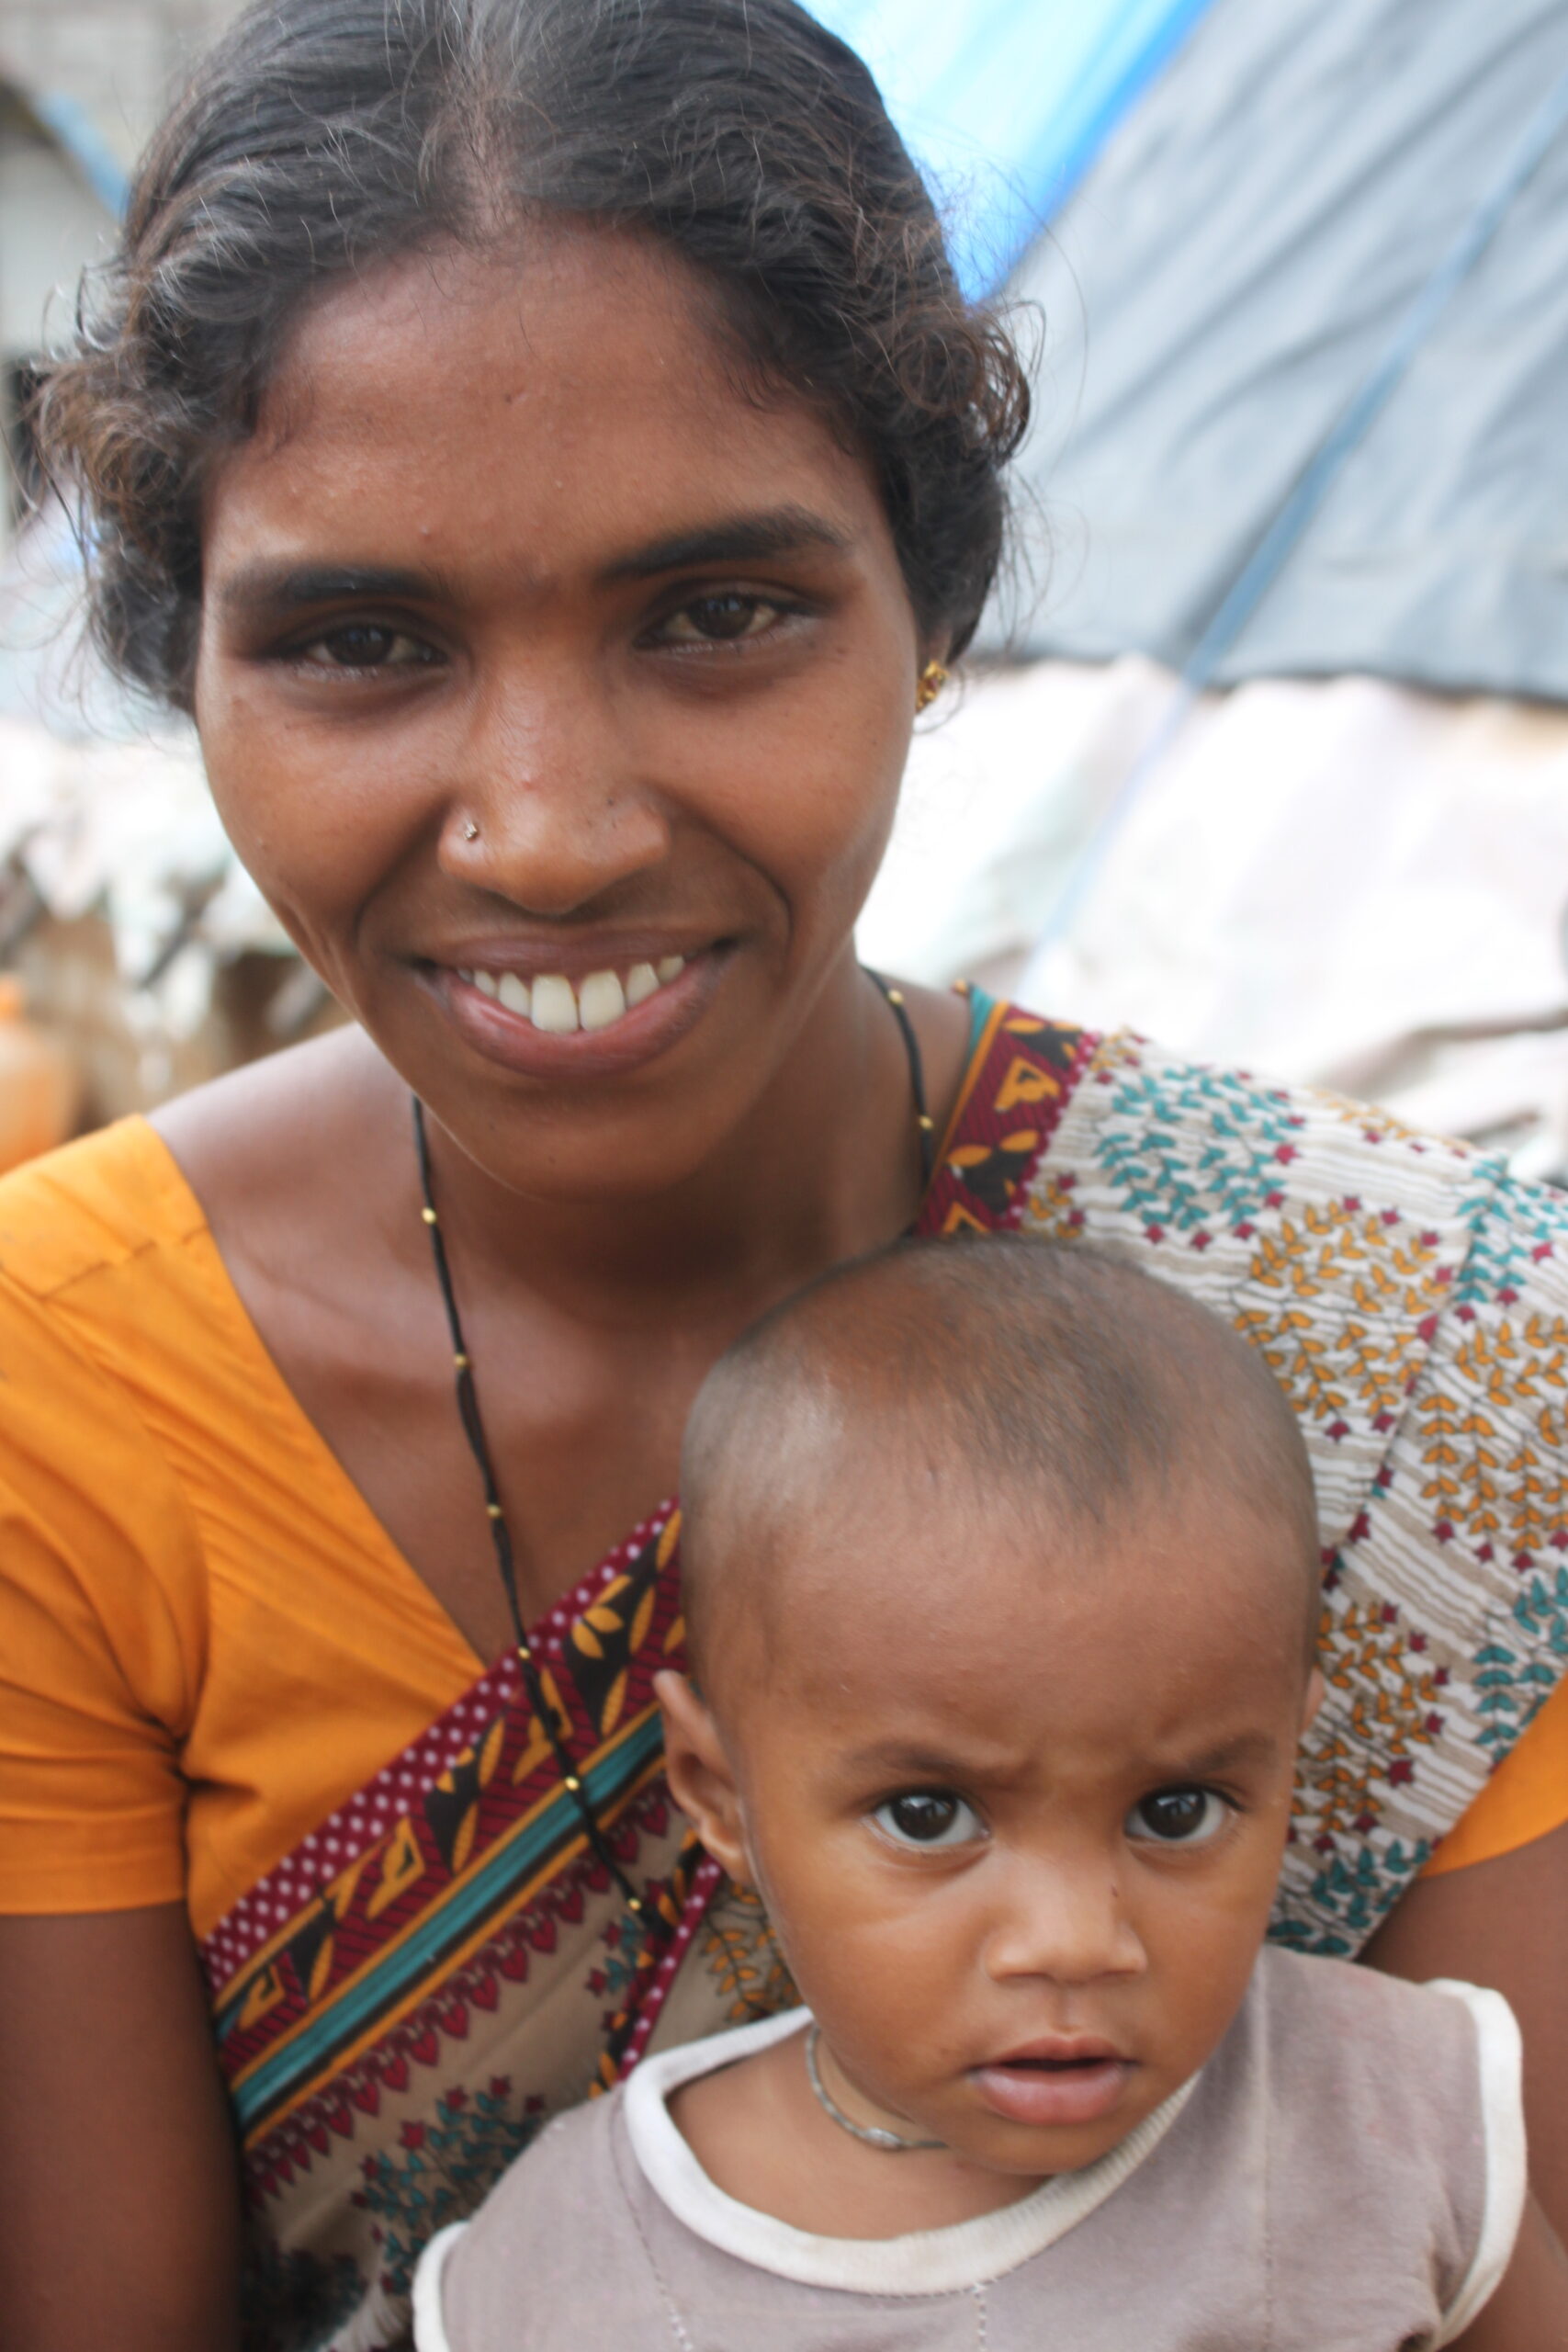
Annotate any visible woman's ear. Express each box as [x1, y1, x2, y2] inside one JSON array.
[[654, 1669, 753, 1886]]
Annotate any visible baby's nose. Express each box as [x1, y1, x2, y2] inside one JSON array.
[[982, 1852, 1148, 1985]]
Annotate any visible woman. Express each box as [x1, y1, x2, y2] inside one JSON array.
[[1, 3, 1564, 2346]]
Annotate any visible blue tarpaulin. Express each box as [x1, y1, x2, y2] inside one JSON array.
[[1008, 0, 1568, 703], [806, 0, 1215, 292]]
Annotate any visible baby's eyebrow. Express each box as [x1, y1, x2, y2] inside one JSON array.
[[1146, 1731, 1281, 1780], [837, 1728, 1287, 1786], [836, 1736, 1003, 1782]]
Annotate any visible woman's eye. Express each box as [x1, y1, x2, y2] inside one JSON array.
[[297, 624, 439, 673], [654, 594, 786, 646], [1126, 1788, 1232, 1846], [873, 1791, 984, 1849]]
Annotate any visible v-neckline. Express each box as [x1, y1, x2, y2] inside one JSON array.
[[153, 986, 1003, 1685]]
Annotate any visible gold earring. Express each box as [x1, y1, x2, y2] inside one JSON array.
[[915, 660, 949, 714]]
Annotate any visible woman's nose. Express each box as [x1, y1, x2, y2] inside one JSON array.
[[982, 1851, 1148, 1986], [443, 659, 673, 911]]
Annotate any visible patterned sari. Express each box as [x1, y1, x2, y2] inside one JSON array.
[[206, 994, 1568, 2348]]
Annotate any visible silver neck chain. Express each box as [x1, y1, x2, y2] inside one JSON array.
[[805, 2023, 947, 2154]]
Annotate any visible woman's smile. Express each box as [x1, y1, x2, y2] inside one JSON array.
[[429, 937, 729, 1080]]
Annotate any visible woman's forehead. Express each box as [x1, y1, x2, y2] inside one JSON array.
[[265, 226, 696, 411], [204, 229, 886, 580]]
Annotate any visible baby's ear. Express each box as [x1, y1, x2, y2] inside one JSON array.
[[654, 1669, 752, 1886], [1301, 1666, 1325, 1734]]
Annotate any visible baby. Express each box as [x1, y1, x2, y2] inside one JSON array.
[[414, 1238, 1564, 2348]]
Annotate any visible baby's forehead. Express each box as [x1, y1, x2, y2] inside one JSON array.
[[719, 1463, 1311, 1723]]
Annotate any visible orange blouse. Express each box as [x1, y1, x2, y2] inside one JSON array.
[[0, 1114, 1563, 1942], [0, 1118, 480, 1940]]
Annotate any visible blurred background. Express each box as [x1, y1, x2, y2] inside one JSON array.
[[2, 0, 1567, 1179]]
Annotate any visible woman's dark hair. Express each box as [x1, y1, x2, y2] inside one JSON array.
[[36, 0, 1030, 711]]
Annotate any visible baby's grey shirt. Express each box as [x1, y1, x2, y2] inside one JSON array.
[[414, 1946, 1523, 2351]]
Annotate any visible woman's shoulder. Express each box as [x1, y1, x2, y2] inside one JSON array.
[[0, 1113, 202, 1304], [0, 1113, 220, 1617], [151, 1019, 389, 1226], [1017, 1016, 1565, 1452], [1002, 1010, 1568, 1947], [0, 1033, 392, 1515], [1026, 1017, 1502, 1241], [0, 1114, 229, 1473], [1024, 1018, 1568, 1473], [0, 1022, 381, 1306]]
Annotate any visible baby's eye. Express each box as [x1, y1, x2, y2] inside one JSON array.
[[872, 1792, 985, 1849], [653, 594, 788, 645], [296, 624, 440, 673], [1126, 1788, 1232, 1846]]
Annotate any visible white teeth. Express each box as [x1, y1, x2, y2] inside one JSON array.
[[531, 974, 579, 1034], [578, 969, 626, 1031], [463, 952, 691, 1031]]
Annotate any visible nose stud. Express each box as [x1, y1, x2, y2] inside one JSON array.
[[461, 820, 479, 842]]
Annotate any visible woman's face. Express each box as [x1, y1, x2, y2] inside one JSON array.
[[195, 227, 927, 1199]]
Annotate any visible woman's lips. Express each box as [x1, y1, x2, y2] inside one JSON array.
[[431, 943, 726, 1080], [457, 953, 690, 1035], [970, 2051, 1133, 2130]]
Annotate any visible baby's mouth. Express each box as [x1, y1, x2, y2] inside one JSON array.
[[972, 2041, 1134, 2130]]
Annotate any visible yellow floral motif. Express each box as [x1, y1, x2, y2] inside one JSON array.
[[1237, 1206, 1446, 1426], [1247, 1203, 1443, 1306], [1422, 1315, 1568, 1552], [1297, 1600, 1446, 1839], [1022, 1171, 1087, 1243], [1238, 1306, 1351, 1423], [1313, 1087, 1433, 1148], [701, 1883, 798, 2025]]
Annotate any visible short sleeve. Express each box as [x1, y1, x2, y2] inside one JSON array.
[[0, 1270, 207, 1913], [1428, 1981, 1527, 2344]]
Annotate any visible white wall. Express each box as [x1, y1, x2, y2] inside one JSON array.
[[0, 127, 113, 356]]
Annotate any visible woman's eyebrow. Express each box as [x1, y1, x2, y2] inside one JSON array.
[[601, 505, 854, 582], [214, 516, 852, 618], [214, 561, 453, 618]]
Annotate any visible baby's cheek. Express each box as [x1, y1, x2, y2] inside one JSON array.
[[1154, 1907, 1265, 2077], [777, 1883, 949, 2047]]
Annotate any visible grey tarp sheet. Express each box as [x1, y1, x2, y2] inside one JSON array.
[[1009, 0, 1568, 703]]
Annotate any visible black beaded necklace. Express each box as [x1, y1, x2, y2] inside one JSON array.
[[411, 968, 931, 1929]]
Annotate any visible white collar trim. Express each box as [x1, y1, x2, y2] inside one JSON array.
[[624, 2007, 1198, 2296]]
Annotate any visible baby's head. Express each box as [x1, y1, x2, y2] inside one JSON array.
[[659, 1236, 1323, 2177]]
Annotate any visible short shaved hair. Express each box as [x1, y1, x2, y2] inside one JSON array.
[[680, 1235, 1321, 1687]]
